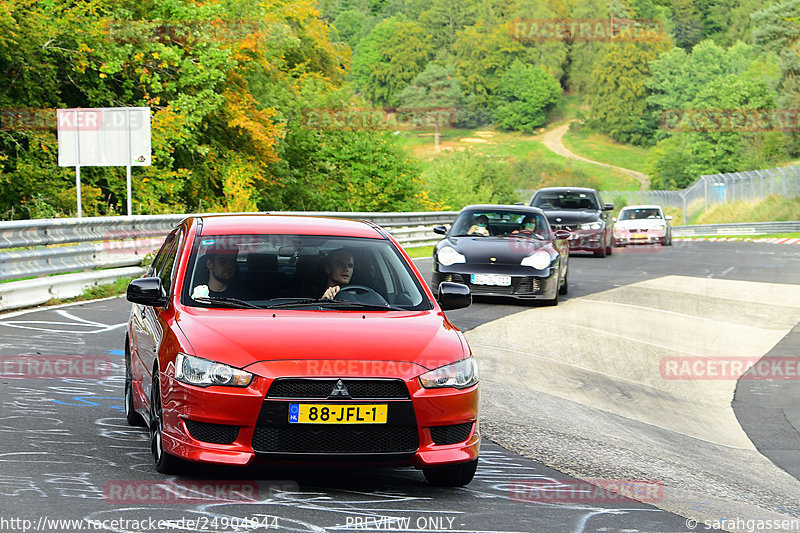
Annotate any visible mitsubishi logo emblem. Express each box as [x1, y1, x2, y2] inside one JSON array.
[[329, 379, 350, 398]]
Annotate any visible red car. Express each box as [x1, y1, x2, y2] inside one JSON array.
[[124, 214, 479, 486]]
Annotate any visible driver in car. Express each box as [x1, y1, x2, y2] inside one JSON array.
[[321, 248, 355, 300]]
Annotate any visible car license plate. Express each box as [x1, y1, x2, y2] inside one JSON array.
[[631, 233, 647, 239], [288, 404, 388, 424], [471, 274, 511, 286]]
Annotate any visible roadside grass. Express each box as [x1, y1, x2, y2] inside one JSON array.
[[399, 128, 640, 191], [562, 124, 650, 174], [45, 277, 134, 306], [693, 195, 800, 225], [404, 245, 434, 258]]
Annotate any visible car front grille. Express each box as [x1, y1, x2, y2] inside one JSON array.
[[430, 422, 474, 445], [551, 224, 579, 232], [184, 420, 240, 445], [267, 379, 409, 399], [252, 400, 419, 455]]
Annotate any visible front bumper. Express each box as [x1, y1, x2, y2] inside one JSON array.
[[432, 267, 559, 300], [159, 371, 479, 469], [614, 230, 666, 245], [562, 229, 605, 252]]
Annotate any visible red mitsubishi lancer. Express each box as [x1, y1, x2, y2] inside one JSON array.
[[124, 214, 479, 486]]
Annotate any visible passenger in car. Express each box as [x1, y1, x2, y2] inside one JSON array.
[[467, 215, 490, 236], [204, 247, 243, 297], [321, 248, 355, 300], [511, 215, 537, 235]]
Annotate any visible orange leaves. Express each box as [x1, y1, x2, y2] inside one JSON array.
[[222, 86, 283, 168]]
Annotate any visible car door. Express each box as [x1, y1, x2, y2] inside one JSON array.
[[131, 231, 181, 407]]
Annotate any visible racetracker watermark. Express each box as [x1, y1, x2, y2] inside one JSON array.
[[103, 480, 296, 504], [660, 108, 800, 132], [104, 19, 262, 44], [661, 356, 800, 380], [509, 478, 663, 504], [0, 108, 150, 132], [509, 18, 666, 42], [0, 355, 113, 379], [301, 107, 457, 132]]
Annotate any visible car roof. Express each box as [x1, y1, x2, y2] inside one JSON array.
[[620, 205, 662, 210], [460, 204, 546, 214], [189, 214, 387, 239]]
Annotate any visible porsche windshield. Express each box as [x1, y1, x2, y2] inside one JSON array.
[[532, 192, 599, 211], [450, 210, 552, 238], [181, 234, 430, 310]]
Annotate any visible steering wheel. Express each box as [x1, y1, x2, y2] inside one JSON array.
[[335, 285, 389, 305]]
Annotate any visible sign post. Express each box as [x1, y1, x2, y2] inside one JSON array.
[[57, 107, 151, 217]]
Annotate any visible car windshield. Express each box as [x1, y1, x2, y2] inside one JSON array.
[[619, 208, 663, 220], [532, 191, 599, 211], [181, 234, 431, 311], [450, 210, 553, 238]]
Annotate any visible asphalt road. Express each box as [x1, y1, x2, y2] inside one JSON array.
[[0, 240, 798, 533]]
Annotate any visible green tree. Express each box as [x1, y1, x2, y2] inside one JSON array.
[[588, 40, 669, 144], [351, 17, 433, 106], [397, 63, 461, 148], [494, 60, 561, 133]]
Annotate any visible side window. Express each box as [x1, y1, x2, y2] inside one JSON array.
[[149, 233, 177, 277], [158, 232, 183, 298]]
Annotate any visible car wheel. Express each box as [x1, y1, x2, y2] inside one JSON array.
[[150, 366, 183, 474], [124, 338, 146, 427], [593, 247, 606, 258], [559, 270, 568, 295], [423, 459, 478, 487]]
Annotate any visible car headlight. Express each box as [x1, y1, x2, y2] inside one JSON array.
[[580, 222, 603, 230], [175, 353, 253, 387], [651, 225, 665, 231], [521, 250, 553, 269], [437, 246, 466, 266], [419, 357, 479, 389]]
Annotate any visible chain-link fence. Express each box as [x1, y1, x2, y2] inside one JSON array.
[[600, 165, 800, 224]]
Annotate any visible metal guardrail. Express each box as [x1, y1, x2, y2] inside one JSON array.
[[672, 221, 800, 236], [0, 212, 457, 282]]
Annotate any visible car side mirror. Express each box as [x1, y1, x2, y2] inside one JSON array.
[[437, 282, 471, 311], [127, 277, 168, 307], [666, 215, 673, 221], [603, 203, 615, 211], [612, 217, 617, 222], [433, 225, 448, 235], [554, 230, 571, 240]]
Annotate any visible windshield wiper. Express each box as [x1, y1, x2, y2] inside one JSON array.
[[193, 296, 263, 309], [261, 298, 406, 311]]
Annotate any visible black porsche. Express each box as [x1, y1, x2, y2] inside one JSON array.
[[432, 205, 570, 304]]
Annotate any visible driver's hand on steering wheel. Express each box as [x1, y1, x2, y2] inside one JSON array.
[[322, 285, 341, 300]]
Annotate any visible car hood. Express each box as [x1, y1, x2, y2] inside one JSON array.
[[615, 219, 666, 229], [539, 210, 601, 225], [174, 308, 468, 377], [445, 236, 554, 262]]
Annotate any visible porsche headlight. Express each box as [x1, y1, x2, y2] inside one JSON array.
[[580, 222, 603, 230], [437, 246, 466, 266], [419, 357, 479, 389], [521, 249, 553, 270], [175, 353, 252, 387]]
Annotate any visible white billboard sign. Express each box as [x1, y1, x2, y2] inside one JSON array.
[[57, 107, 151, 167]]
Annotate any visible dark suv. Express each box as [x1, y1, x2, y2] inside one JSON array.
[[529, 187, 614, 257]]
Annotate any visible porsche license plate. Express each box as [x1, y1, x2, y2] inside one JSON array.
[[288, 404, 388, 424], [471, 274, 512, 286]]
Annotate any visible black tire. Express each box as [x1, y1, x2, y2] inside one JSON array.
[[593, 247, 606, 258], [559, 270, 568, 295], [124, 338, 146, 427], [150, 367, 183, 474], [423, 459, 478, 487]]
